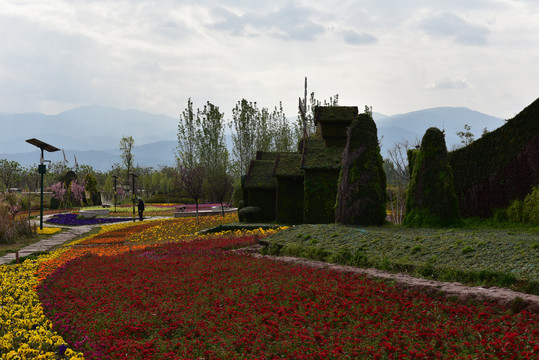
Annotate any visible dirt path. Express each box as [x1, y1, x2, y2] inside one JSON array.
[[237, 244, 539, 314]]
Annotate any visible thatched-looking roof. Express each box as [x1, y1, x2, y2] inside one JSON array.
[[313, 106, 358, 147], [273, 152, 303, 177], [244, 160, 277, 189], [256, 151, 280, 161], [300, 139, 344, 170], [314, 106, 358, 125]]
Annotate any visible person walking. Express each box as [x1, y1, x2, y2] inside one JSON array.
[[137, 197, 145, 221]]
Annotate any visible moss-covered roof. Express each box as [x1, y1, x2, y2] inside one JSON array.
[[300, 139, 344, 170], [273, 152, 303, 177], [256, 151, 279, 161], [314, 106, 358, 125], [244, 160, 277, 189]]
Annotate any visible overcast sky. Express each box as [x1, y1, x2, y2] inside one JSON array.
[[1, 0, 538, 120]]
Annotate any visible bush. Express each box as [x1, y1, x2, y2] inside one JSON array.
[[0, 194, 34, 244], [522, 185, 539, 223], [507, 199, 523, 223], [506, 185, 539, 224]]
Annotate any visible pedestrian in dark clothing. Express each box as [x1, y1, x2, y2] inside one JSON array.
[[137, 197, 145, 221]]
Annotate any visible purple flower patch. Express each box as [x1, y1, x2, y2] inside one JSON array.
[[46, 213, 133, 226]]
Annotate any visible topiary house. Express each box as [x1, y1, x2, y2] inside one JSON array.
[[448, 97, 539, 218], [240, 105, 365, 224], [273, 152, 304, 224]]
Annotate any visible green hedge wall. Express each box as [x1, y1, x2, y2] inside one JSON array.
[[449, 97, 539, 217], [276, 177, 304, 224], [247, 188, 276, 222], [303, 169, 340, 224]]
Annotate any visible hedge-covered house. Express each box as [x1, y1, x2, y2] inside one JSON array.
[[273, 152, 304, 224], [240, 105, 362, 224], [299, 106, 358, 223]]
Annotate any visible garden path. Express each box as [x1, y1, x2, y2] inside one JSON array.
[[0, 221, 94, 265]]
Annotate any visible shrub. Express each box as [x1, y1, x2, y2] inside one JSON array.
[[0, 194, 34, 244], [522, 185, 539, 223], [507, 199, 523, 222]]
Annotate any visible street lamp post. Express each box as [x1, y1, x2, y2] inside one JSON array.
[[25, 139, 60, 230], [130, 172, 137, 223]]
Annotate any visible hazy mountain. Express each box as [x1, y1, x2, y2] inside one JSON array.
[[374, 107, 504, 156], [0, 105, 178, 153], [0, 104, 505, 171]]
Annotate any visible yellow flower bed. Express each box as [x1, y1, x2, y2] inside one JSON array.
[[35, 227, 62, 235], [0, 257, 84, 359]]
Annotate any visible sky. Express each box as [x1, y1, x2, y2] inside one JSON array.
[[1, 0, 539, 121]]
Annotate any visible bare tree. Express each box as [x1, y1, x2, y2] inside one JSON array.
[[179, 165, 206, 217], [385, 139, 419, 224]]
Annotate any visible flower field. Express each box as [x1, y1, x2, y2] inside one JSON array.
[[2, 213, 539, 359]]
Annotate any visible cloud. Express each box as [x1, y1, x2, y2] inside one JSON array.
[[420, 12, 489, 46], [425, 77, 472, 90], [342, 30, 377, 45], [210, 3, 325, 41]]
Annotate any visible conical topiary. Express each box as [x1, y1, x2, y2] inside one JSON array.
[[403, 127, 461, 227], [335, 113, 387, 225]]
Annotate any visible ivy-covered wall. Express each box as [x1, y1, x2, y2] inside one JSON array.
[[449, 97, 539, 217], [276, 177, 304, 224], [247, 188, 276, 222], [303, 169, 340, 224]]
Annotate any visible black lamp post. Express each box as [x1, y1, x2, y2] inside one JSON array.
[[130, 172, 137, 222], [25, 138, 60, 230]]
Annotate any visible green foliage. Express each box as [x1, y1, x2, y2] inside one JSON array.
[[119, 136, 134, 182], [404, 127, 461, 227], [231, 179, 243, 208], [507, 199, 524, 223], [335, 113, 387, 226], [522, 185, 539, 223], [230, 99, 298, 178], [506, 185, 539, 224], [303, 170, 340, 223]]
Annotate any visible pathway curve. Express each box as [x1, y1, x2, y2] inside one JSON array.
[[0, 224, 93, 265]]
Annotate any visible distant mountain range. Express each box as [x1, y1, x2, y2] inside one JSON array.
[[0, 105, 504, 171]]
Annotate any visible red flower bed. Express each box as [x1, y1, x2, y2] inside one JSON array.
[[38, 237, 539, 359]]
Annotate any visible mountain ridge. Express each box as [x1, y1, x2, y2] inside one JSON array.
[[1, 104, 505, 171]]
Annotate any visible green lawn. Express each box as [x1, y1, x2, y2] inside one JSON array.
[[262, 224, 539, 294]]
